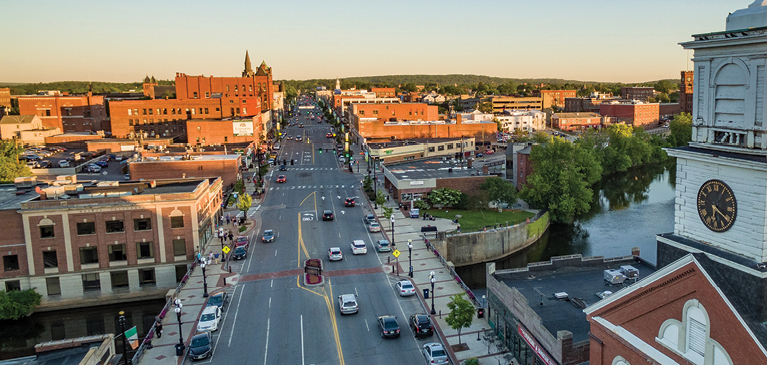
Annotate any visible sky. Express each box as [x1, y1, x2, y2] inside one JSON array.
[[0, 0, 745, 84]]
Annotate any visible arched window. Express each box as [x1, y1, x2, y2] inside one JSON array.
[[656, 299, 733, 365]]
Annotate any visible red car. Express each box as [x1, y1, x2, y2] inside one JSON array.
[[276, 175, 286, 183], [326, 133, 333, 138], [235, 236, 249, 249]]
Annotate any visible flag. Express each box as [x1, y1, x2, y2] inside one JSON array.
[[125, 326, 139, 349]]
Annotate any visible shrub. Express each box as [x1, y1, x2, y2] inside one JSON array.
[[238, 226, 246, 233], [464, 358, 479, 365]]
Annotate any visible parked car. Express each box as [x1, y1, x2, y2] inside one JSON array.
[[276, 175, 286, 183], [189, 332, 212, 360], [326, 133, 333, 138], [232, 246, 247, 260], [368, 222, 381, 233], [196, 305, 222, 332], [58, 160, 70, 168], [422, 343, 449, 364], [322, 210, 334, 221], [375, 239, 391, 252], [337, 294, 359, 314], [115, 155, 124, 161], [338, 156, 345, 163], [328, 247, 343, 261], [396, 280, 416, 296], [262, 229, 275, 243], [409, 314, 434, 338], [351, 240, 367, 255], [344, 198, 355, 207], [206, 291, 229, 311], [95, 160, 108, 167], [124, 174, 130, 180], [476, 153, 484, 158], [235, 236, 249, 249], [85, 164, 101, 173], [377, 315, 400, 338], [485, 149, 495, 155], [363, 214, 376, 225], [38, 160, 51, 168]]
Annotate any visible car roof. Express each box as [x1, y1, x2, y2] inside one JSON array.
[[398, 280, 412, 285], [191, 332, 209, 340], [340, 294, 356, 301], [201, 306, 217, 314], [264, 229, 274, 234], [329, 247, 341, 251]]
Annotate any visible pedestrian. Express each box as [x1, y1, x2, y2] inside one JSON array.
[[196, 251, 201, 263], [228, 231, 234, 242], [209, 252, 214, 263], [154, 317, 163, 338], [226, 215, 230, 225], [457, 224, 461, 233]]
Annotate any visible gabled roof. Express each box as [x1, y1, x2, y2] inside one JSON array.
[[0, 115, 36, 125]]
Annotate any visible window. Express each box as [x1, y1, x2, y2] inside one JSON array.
[[438, 145, 445, 151], [45, 110, 51, 116], [136, 241, 153, 259], [373, 110, 378, 115], [171, 216, 184, 228], [110, 271, 129, 288], [133, 109, 138, 116], [105, 220, 124, 233], [204, 108, 209, 114], [236, 107, 240, 115], [193, 92, 198, 98], [175, 264, 187, 282], [234, 85, 238, 92], [134, 218, 151, 231], [40, 225, 54, 238], [205, 92, 210, 98], [163, 108, 167, 115], [142, 108, 147, 115], [230, 108, 235, 116], [226, 85, 229, 92], [139, 268, 156, 286], [173, 239, 186, 256], [5, 280, 20, 291], [43, 251, 58, 268], [428, 147, 435, 152], [108, 244, 126, 261], [3, 255, 19, 271], [224, 136, 228, 142], [447, 143, 453, 149], [129, 120, 134, 126], [127, 109, 132, 116], [249, 85, 252, 92], [82, 273, 101, 291], [148, 108, 153, 115], [242, 107, 247, 114], [171, 108, 176, 115], [80, 247, 98, 264], [46, 277, 61, 296]]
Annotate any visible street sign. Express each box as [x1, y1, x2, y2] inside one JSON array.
[[392, 249, 401, 258], [222, 246, 231, 254]]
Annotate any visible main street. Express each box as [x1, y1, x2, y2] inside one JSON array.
[[197, 100, 431, 364]]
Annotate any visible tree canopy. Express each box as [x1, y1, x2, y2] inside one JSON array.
[[428, 188, 462, 208], [480, 177, 517, 209], [0, 141, 31, 182], [0, 289, 41, 320], [444, 294, 475, 345]]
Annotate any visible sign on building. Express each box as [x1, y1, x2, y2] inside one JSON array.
[[233, 120, 254, 136]]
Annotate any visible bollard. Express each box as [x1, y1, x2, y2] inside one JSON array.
[[228, 265, 232, 273], [439, 310, 442, 318], [478, 330, 481, 341], [388, 256, 390, 264], [223, 277, 227, 286]]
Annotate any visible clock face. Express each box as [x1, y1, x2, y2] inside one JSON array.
[[697, 180, 737, 232]]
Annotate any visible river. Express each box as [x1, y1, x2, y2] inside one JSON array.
[[456, 162, 677, 289]]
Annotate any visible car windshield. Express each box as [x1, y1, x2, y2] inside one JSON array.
[[324, 211, 332, 214], [431, 349, 446, 357], [378, 241, 389, 247], [191, 336, 209, 347], [383, 319, 398, 329], [200, 313, 216, 321], [370, 223, 379, 227], [264, 230, 274, 236], [209, 295, 222, 305], [235, 247, 246, 254], [331, 249, 341, 254]]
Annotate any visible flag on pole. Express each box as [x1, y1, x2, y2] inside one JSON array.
[[125, 326, 139, 349]]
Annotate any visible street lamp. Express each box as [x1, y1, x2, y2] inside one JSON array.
[[201, 259, 209, 298], [174, 304, 184, 346], [390, 217, 395, 247], [430, 273, 437, 315], [408, 239, 413, 278], [118, 310, 131, 365], [373, 157, 378, 209]]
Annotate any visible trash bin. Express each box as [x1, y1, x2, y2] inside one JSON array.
[[423, 288, 430, 299], [175, 343, 185, 356], [477, 308, 485, 318]]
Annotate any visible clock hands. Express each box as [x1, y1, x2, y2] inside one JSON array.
[[711, 205, 730, 222]]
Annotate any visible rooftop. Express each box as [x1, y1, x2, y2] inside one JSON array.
[[368, 138, 470, 149], [0, 186, 39, 210], [494, 255, 656, 344], [137, 154, 241, 163], [385, 158, 492, 180]]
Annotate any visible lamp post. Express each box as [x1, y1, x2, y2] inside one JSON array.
[[201, 259, 209, 298], [390, 217, 395, 247], [118, 310, 131, 365], [408, 239, 413, 278], [373, 158, 378, 209], [430, 272, 436, 315], [174, 304, 184, 346]]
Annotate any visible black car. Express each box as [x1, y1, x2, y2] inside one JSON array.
[[409, 314, 434, 337], [189, 332, 212, 360], [279, 165, 287, 171], [344, 198, 355, 207], [378, 315, 400, 338], [207, 291, 229, 311], [322, 210, 334, 221], [232, 246, 247, 260]]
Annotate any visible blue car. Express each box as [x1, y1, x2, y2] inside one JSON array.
[[95, 160, 108, 167]]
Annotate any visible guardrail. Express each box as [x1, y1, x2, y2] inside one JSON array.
[[422, 235, 482, 309]]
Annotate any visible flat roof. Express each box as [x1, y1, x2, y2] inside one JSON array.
[[0, 186, 39, 210], [495, 259, 656, 344], [138, 154, 240, 162], [86, 138, 173, 143], [386, 159, 486, 180], [368, 138, 469, 149]]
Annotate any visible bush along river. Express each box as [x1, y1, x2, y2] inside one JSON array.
[[456, 162, 676, 289]]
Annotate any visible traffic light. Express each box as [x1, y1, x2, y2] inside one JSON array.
[[318, 148, 322, 154]]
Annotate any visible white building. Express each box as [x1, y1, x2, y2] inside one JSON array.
[[495, 110, 546, 132], [422, 92, 446, 104]]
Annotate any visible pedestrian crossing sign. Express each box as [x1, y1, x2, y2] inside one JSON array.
[[392, 249, 401, 258], [222, 246, 231, 254]]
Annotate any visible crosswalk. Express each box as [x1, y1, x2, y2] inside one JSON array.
[[269, 185, 350, 190], [284, 167, 336, 171]]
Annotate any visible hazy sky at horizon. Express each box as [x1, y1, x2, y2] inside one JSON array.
[[0, 0, 745, 84]]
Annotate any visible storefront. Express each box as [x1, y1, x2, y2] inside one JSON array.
[[198, 217, 213, 250], [487, 292, 559, 365]]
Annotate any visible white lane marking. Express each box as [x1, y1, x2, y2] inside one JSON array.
[[255, 205, 261, 211], [301, 315, 305, 365], [355, 287, 359, 296], [271, 279, 273, 288], [274, 250, 278, 257], [365, 318, 370, 331], [227, 285, 244, 347], [263, 318, 270, 365], [269, 297, 272, 308]]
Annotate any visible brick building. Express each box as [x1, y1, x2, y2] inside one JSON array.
[[564, 93, 616, 113], [532, 90, 577, 109], [514, 144, 533, 190], [620, 86, 655, 102], [350, 103, 438, 126], [17, 92, 107, 132], [370, 87, 395, 98], [680, 70, 694, 115], [367, 138, 476, 164], [186, 116, 263, 146], [381, 158, 494, 203], [0, 177, 222, 311], [129, 155, 242, 187], [599, 102, 660, 127], [552, 112, 604, 131], [354, 115, 496, 142], [0, 87, 10, 108], [491, 96, 543, 113]]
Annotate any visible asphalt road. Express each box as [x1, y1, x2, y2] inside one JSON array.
[[195, 101, 434, 365]]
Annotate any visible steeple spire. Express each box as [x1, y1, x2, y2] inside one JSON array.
[[243, 50, 255, 77]]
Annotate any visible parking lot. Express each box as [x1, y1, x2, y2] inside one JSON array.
[[23, 148, 132, 181]]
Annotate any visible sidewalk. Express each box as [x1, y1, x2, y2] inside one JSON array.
[[347, 141, 514, 365], [137, 172, 266, 365]]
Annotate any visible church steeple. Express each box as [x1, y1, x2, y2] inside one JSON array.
[[243, 50, 255, 77]]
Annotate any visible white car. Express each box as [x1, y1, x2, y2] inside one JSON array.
[[396, 280, 416, 296], [422, 343, 449, 365], [58, 160, 70, 168], [328, 247, 343, 261], [196, 305, 221, 332], [351, 240, 367, 255], [338, 294, 359, 314]]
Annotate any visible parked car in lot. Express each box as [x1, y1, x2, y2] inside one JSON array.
[[232, 246, 247, 260], [377, 315, 400, 338], [207, 291, 229, 311], [235, 236, 249, 249], [37, 160, 51, 168], [368, 221, 381, 233], [328, 247, 343, 261], [337, 294, 359, 314], [422, 343, 449, 364], [85, 164, 101, 173], [95, 160, 108, 167], [196, 305, 222, 332], [322, 210, 334, 221], [351, 240, 367, 255], [485, 149, 495, 155], [189, 332, 212, 360], [58, 160, 70, 168], [344, 198, 355, 207], [375, 239, 391, 252], [396, 280, 416, 296], [262, 229, 275, 243], [409, 314, 434, 338]]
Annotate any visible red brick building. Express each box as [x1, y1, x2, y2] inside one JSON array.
[[620, 87, 655, 102], [680, 70, 694, 115], [599, 102, 660, 127], [0, 88, 10, 108], [186, 116, 263, 146], [515, 145, 533, 190], [585, 254, 765, 365], [17, 92, 107, 132], [533, 90, 577, 109], [129, 155, 242, 187], [552, 112, 604, 131], [371, 87, 396, 98]]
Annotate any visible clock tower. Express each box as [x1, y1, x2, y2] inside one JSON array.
[[657, 1, 767, 320]]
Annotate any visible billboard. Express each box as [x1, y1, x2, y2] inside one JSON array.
[[233, 120, 254, 136]]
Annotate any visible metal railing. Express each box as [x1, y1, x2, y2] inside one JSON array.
[[422, 234, 482, 309]]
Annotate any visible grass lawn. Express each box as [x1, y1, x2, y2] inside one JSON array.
[[423, 209, 535, 233]]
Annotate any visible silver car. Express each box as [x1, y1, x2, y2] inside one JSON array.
[[368, 221, 381, 233], [337, 294, 359, 314], [375, 239, 391, 252], [328, 247, 343, 261], [422, 343, 449, 365]]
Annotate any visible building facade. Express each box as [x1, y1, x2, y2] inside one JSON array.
[[17, 92, 106, 133], [620, 87, 655, 102], [496, 110, 546, 132], [599, 102, 660, 127], [129, 155, 242, 187], [533, 90, 577, 109], [552, 112, 604, 131], [491, 96, 544, 113], [367, 138, 475, 163], [0, 87, 10, 108], [0, 115, 61, 145], [680, 70, 694, 115], [186, 116, 263, 146]]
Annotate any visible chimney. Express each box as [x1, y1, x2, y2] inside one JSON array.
[[631, 247, 640, 257]]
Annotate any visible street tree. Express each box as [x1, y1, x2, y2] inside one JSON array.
[[480, 177, 517, 210], [445, 294, 475, 345], [237, 193, 252, 217], [375, 190, 386, 207], [382, 207, 393, 220], [478, 101, 493, 113], [0, 288, 41, 320], [428, 188, 462, 209], [0, 140, 31, 182]]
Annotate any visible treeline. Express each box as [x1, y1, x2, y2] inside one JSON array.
[[520, 113, 692, 223], [7, 80, 174, 95]]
